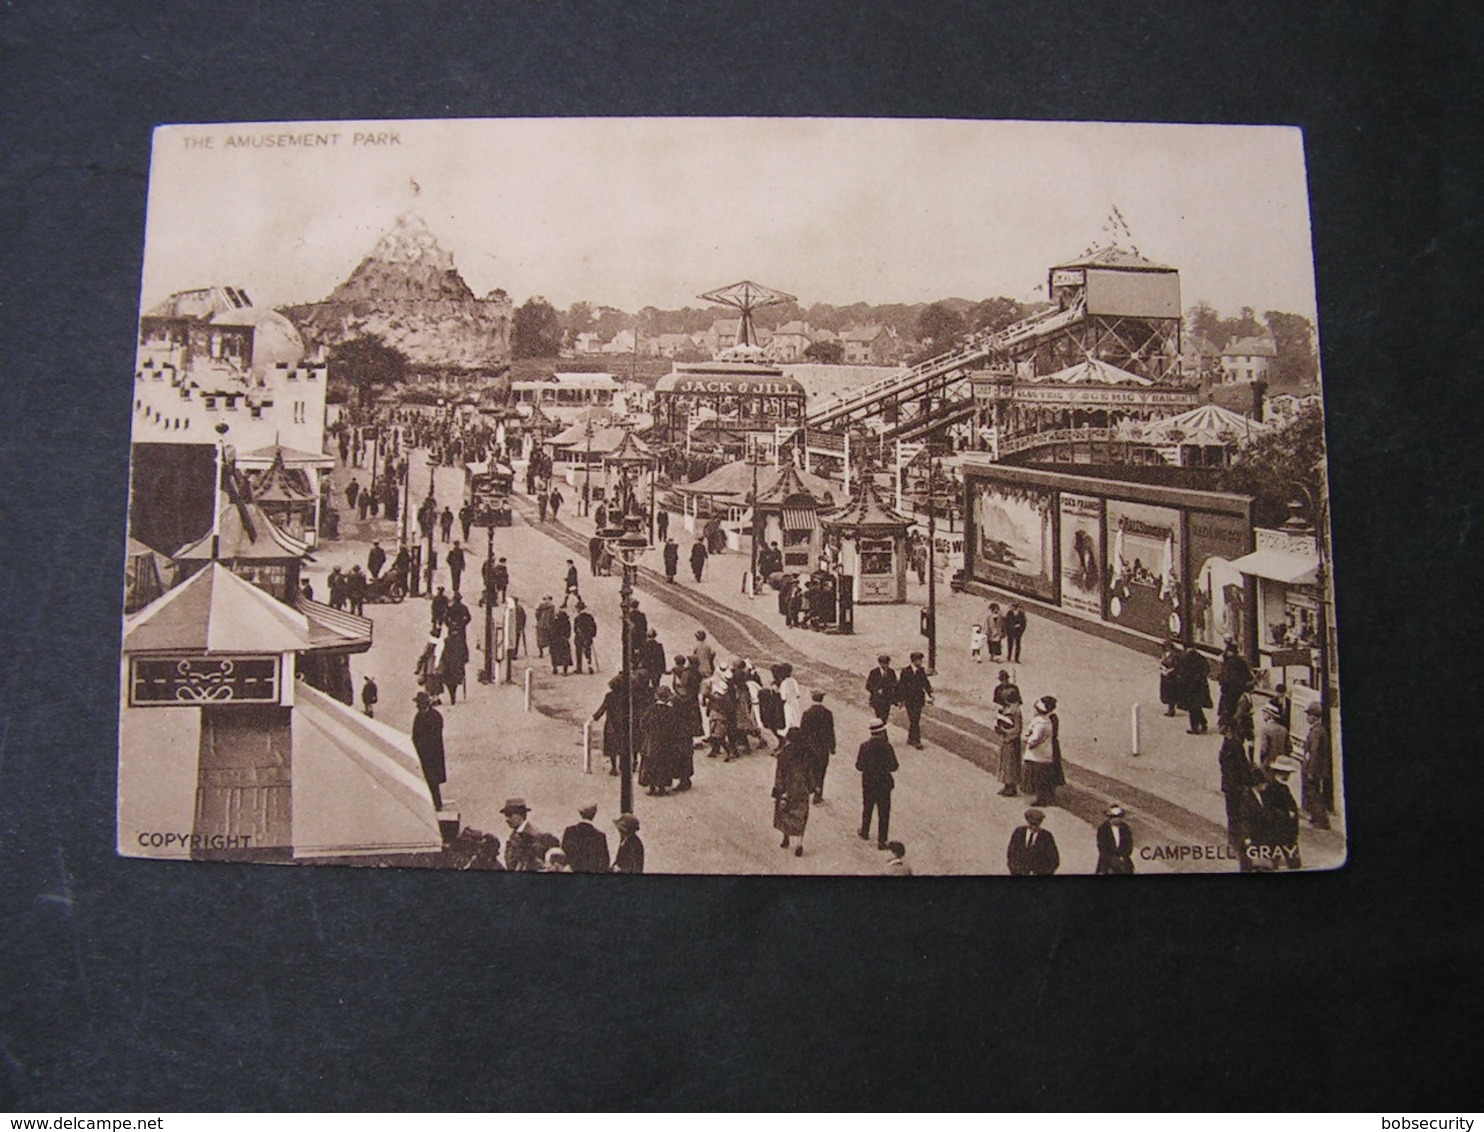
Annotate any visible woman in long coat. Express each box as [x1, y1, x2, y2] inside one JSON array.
[[1159, 640, 1182, 716], [706, 666, 737, 760], [639, 687, 680, 796], [995, 687, 1025, 797], [549, 608, 573, 674], [1022, 695, 1066, 806], [771, 727, 813, 856], [592, 674, 630, 776], [777, 663, 804, 731]]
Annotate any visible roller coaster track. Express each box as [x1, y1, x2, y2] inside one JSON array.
[[805, 300, 1079, 432]]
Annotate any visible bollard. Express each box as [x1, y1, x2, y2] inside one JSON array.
[[1131, 702, 1141, 757], [524, 667, 533, 712], [582, 720, 593, 774]]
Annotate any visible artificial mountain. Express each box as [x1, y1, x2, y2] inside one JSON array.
[[282, 212, 512, 371]]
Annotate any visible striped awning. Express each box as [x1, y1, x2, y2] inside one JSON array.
[[782, 508, 817, 529]]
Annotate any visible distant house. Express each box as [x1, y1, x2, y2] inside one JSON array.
[[1182, 333, 1222, 378], [601, 329, 639, 356], [572, 331, 603, 354], [653, 332, 701, 359], [840, 325, 896, 365], [701, 318, 771, 358], [768, 320, 814, 362], [1220, 335, 1277, 384]]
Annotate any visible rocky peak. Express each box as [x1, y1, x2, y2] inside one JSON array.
[[326, 212, 476, 304]]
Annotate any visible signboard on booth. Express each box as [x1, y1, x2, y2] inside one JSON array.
[[969, 479, 1057, 601], [129, 655, 281, 706], [1105, 500, 1182, 638], [1058, 493, 1104, 618], [1187, 510, 1252, 652]]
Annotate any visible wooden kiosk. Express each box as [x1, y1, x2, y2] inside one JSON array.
[[752, 462, 828, 573], [822, 476, 911, 604]]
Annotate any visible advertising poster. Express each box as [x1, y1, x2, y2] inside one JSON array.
[[1105, 500, 1183, 638], [970, 478, 1056, 601], [1058, 492, 1104, 618], [1187, 510, 1252, 652]]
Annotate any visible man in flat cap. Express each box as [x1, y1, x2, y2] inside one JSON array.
[[865, 655, 897, 725], [1301, 700, 1332, 830], [561, 804, 612, 874], [1257, 698, 1290, 769], [1007, 808, 1060, 876]]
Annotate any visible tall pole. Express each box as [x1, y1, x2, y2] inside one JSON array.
[[582, 420, 593, 517], [481, 519, 495, 684], [424, 456, 436, 598], [750, 438, 760, 582], [619, 561, 635, 815], [927, 452, 938, 675]]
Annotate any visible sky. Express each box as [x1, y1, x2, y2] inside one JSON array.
[[140, 118, 1320, 320]]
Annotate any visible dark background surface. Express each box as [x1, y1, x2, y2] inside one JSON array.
[[1, 0, 1479, 1111]]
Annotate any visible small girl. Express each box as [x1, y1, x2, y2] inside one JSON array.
[[970, 623, 985, 662]]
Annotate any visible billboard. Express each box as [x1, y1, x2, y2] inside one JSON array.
[[1084, 267, 1181, 318], [1106, 500, 1182, 638], [970, 479, 1056, 601], [1187, 510, 1252, 652], [1059, 493, 1104, 618]]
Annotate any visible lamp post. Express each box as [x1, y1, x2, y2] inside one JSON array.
[[423, 451, 437, 598], [1289, 478, 1332, 715], [601, 505, 651, 816], [926, 449, 938, 675], [582, 417, 594, 517]]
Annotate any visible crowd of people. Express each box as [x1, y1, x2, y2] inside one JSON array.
[[329, 404, 1335, 877]]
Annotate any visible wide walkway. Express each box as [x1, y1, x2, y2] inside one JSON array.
[[307, 448, 1343, 874]]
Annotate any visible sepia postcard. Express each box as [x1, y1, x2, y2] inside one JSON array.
[[120, 117, 1343, 875]]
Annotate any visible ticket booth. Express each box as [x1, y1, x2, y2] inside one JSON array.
[[753, 463, 826, 573], [822, 477, 911, 604]]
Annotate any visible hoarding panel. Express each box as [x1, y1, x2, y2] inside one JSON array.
[[1058, 492, 1104, 618], [1085, 268, 1181, 318], [1106, 499, 1183, 638], [969, 478, 1057, 601], [1187, 510, 1253, 652]]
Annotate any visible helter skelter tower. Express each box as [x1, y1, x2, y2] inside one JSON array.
[[698, 280, 798, 352]]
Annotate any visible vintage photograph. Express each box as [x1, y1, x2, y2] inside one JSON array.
[[119, 117, 1341, 875]]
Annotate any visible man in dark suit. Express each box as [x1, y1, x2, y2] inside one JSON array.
[[865, 654, 897, 724], [1007, 808, 1060, 875], [896, 650, 934, 749], [798, 689, 836, 803], [561, 804, 612, 874], [1094, 803, 1135, 874], [411, 692, 446, 811], [501, 798, 556, 872], [856, 719, 899, 849]]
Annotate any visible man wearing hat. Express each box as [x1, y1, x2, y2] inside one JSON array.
[[1301, 700, 1332, 830], [501, 799, 556, 872], [896, 651, 934, 749], [612, 813, 645, 874], [410, 692, 446, 811], [855, 718, 900, 849], [561, 804, 612, 874], [865, 655, 898, 725], [798, 689, 836, 804], [1257, 698, 1290, 769], [1006, 808, 1060, 876], [1250, 765, 1302, 870], [1094, 804, 1135, 875]]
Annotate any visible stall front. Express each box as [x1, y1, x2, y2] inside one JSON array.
[[1228, 526, 1322, 689], [822, 477, 911, 604], [120, 564, 439, 864], [752, 462, 827, 574]]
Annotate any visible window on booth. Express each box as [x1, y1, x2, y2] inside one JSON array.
[[782, 528, 812, 567], [859, 536, 894, 576]]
